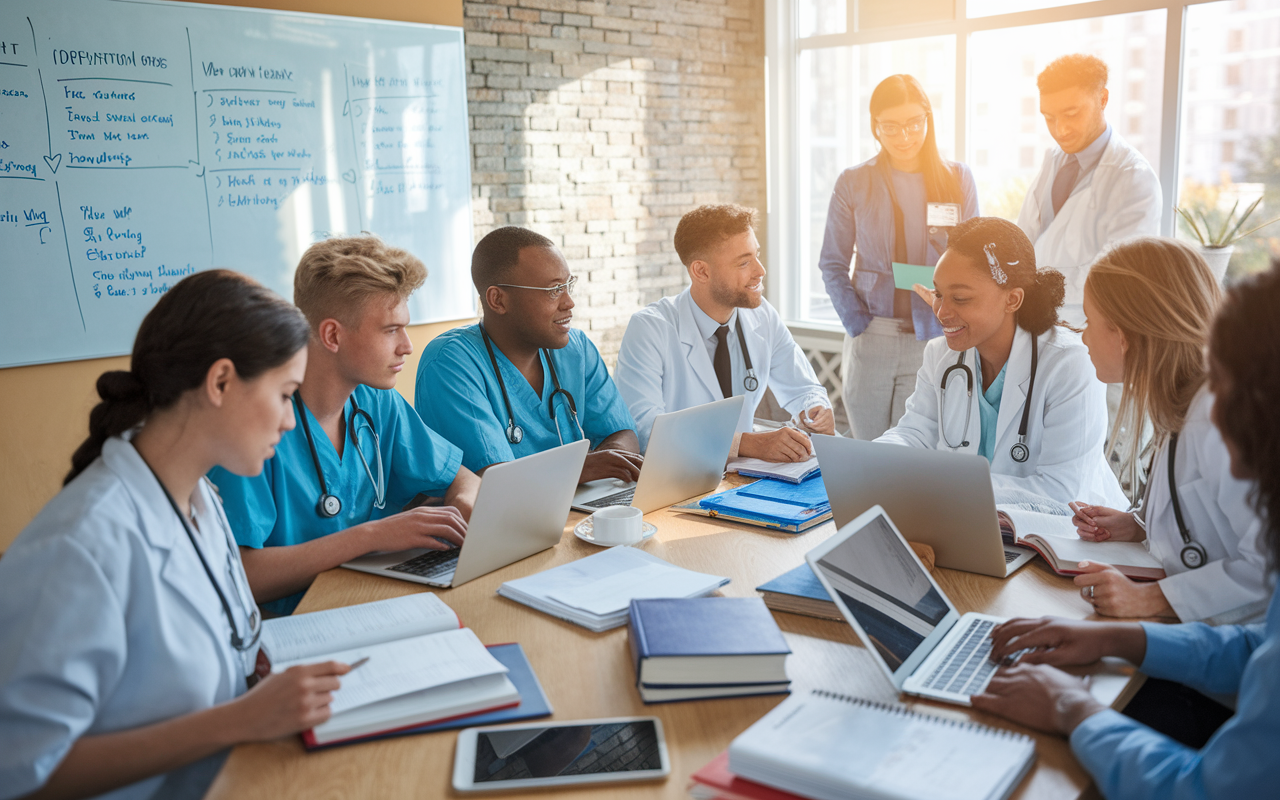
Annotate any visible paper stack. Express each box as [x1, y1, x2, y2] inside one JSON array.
[[497, 546, 730, 632]]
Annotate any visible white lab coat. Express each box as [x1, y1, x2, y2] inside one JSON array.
[[1140, 387, 1269, 623], [877, 325, 1127, 508], [1016, 131, 1161, 324], [0, 436, 256, 800], [614, 288, 830, 451]]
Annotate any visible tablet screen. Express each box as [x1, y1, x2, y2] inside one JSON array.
[[473, 721, 662, 783]]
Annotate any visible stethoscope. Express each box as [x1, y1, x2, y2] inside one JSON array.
[[479, 324, 584, 446], [939, 334, 1039, 463], [730, 316, 760, 393], [1166, 432, 1207, 569], [147, 465, 262, 657], [294, 391, 386, 518]]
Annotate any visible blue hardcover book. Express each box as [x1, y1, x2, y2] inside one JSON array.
[[627, 597, 791, 704], [307, 643, 552, 749], [688, 476, 831, 532], [755, 563, 842, 622]]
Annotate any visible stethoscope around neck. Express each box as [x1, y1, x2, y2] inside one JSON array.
[[479, 323, 584, 446], [728, 316, 759, 393], [293, 391, 386, 519], [940, 333, 1039, 463], [1166, 432, 1207, 570]]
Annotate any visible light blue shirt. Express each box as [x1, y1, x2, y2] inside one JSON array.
[[977, 364, 1007, 463], [209, 384, 463, 615], [1040, 123, 1112, 232], [1070, 580, 1280, 799], [414, 324, 637, 473]]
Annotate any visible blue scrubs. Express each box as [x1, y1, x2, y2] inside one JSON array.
[[977, 364, 1007, 463], [415, 324, 637, 473], [209, 384, 463, 615]]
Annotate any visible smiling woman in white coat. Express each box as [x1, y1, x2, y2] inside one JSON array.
[[877, 217, 1126, 508], [1069, 238, 1268, 623], [0, 271, 350, 800]]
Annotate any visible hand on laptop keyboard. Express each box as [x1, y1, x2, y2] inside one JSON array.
[[580, 449, 644, 484], [367, 505, 467, 553]]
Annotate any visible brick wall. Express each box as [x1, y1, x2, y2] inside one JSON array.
[[464, 0, 767, 360]]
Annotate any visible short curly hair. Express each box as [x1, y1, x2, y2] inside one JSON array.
[[673, 204, 758, 267], [1037, 54, 1108, 95]]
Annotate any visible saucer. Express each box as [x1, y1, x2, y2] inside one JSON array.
[[574, 516, 657, 547]]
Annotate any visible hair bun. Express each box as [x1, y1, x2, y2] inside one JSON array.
[[97, 371, 147, 403]]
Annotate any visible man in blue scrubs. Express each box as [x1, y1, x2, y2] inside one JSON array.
[[415, 226, 642, 482], [210, 236, 481, 615]]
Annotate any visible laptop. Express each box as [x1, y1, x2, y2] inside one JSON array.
[[571, 396, 745, 514], [811, 436, 1034, 578], [342, 439, 588, 588], [806, 505, 1009, 706]]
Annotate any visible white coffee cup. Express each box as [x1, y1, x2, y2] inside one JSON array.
[[590, 505, 644, 546]]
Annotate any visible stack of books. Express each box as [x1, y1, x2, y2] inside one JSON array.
[[260, 594, 551, 749], [674, 475, 831, 534], [627, 597, 790, 703], [755, 563, 842, 621], [497, 545, 730, 632]]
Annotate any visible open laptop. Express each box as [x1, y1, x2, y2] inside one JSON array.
[[806, 505, 1010, 706], [571, 396, 744, 514], [812, 436, 1034, 578], [342, 439, 588, 588]]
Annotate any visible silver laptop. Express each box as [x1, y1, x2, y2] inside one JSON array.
[[806, 506, 1008, 706], [812, 436, 1034, 578], [342, 440, 588, 588], [571, 396, 744, 514]]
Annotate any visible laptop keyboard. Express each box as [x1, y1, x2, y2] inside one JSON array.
[[1004, 550, 1021, 564], [921, 618, 999, 697], [388, 548, 460, 580], [582, 487, 636, 509]]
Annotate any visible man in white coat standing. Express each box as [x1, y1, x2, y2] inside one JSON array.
[[1016, 54, 1161, 326], [615, 204, 833, 462]]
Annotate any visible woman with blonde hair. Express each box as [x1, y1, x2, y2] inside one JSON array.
[[1070, 237, 1267, 622]]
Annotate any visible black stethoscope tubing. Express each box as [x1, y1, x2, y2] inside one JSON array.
[[1167, 431, 1207, 569], [146, 463, 261, 654], [733, 316, 759, 393], [940, 333, 1038, 462], [294, 391, 377, 518], [480, 323, 581, 446]]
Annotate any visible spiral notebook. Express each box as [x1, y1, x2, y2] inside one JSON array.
[[728, 690, 1035, 800]]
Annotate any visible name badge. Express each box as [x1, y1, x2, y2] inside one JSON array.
[[926, 202, 961, 228]]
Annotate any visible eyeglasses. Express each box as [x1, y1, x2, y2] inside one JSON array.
[[875, 115, 928, 139], [493, 275, 577, 301]]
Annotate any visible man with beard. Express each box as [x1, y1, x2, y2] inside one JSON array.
[[615, 205, 833, 462]]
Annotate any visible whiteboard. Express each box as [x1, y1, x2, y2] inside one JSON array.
[[0, 0, 474, 368]]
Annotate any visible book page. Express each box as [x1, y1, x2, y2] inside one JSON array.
[[261, 593, 458, 663], [547, 562, 728, 616], [997, 507, 1078, 541], [1001, 508, 1161, 570], [276, 627, 507, 715]]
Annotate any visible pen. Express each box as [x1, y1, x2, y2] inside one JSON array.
[[348, 656, 371, 672]]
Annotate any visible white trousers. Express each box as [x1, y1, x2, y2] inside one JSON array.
[[842, 317, 930, 441]]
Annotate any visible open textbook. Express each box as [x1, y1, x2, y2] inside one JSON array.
[[261, 593, 519, 747], [998, 506, 1165, 581]]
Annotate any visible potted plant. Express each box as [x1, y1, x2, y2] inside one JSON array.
[[1175, 196, 1280, 283]]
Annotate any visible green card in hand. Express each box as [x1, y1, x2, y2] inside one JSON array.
[[892, 262, 935, 291]]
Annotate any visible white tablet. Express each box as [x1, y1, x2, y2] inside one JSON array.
[[452, 717, 670, 792]]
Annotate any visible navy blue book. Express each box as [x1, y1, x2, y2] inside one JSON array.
[[628, 597, 791, 704], [306, 643, 552, 750], [755, 563, 843, 621]]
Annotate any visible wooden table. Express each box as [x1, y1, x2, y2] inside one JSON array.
[[206, 485, 1135, 800]]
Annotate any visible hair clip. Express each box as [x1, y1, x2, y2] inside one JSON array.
[[984, 243, 1008, 285]]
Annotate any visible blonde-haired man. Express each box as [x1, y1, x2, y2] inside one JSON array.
[[210, 236, 480, 614]]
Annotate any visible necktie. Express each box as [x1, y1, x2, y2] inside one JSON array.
[[713, 325, 733, 399], [1051, 154, 1080, 216]]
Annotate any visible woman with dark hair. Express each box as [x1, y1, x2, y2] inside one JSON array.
[[0, 270, 350, 800], [973, 262, 1280, 799], [877, 217, 1127, 508], [818, 74, 980, 440]]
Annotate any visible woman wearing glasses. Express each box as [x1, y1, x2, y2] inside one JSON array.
[[818, 74, 980, 439], [0, 271, 348, 800]]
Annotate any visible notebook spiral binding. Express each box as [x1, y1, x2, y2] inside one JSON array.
[[809, 689, 1031, 742]]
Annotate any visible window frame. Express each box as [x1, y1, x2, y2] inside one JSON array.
[[766, 0, 1223, 328]]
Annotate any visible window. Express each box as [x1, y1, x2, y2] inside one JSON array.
[[799, 0, 845, 38], [1228, 29, 1245, 51], [1223, 141, 1237, 162], [1224, 107, 1239, 129], [1021, 97, 1036, 116], [1130, 48, 1144, 69], [1129, 114, 1143, 135], [1226, 63, 1243, 85]]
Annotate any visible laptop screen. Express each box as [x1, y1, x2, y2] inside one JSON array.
[[812, 514, 951, 672]]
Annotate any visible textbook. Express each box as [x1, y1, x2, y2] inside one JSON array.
[[308, 643, 552, 749], [998, 506, 1166, 581], [690, 752, 804, 800], [728, 690, 1036, 800], [627, 597, 790, 704], [261, 594, 520, 748], [674, 475, 831, 534], [727, 456, 820, 484], [755, 563, 843, 621]]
